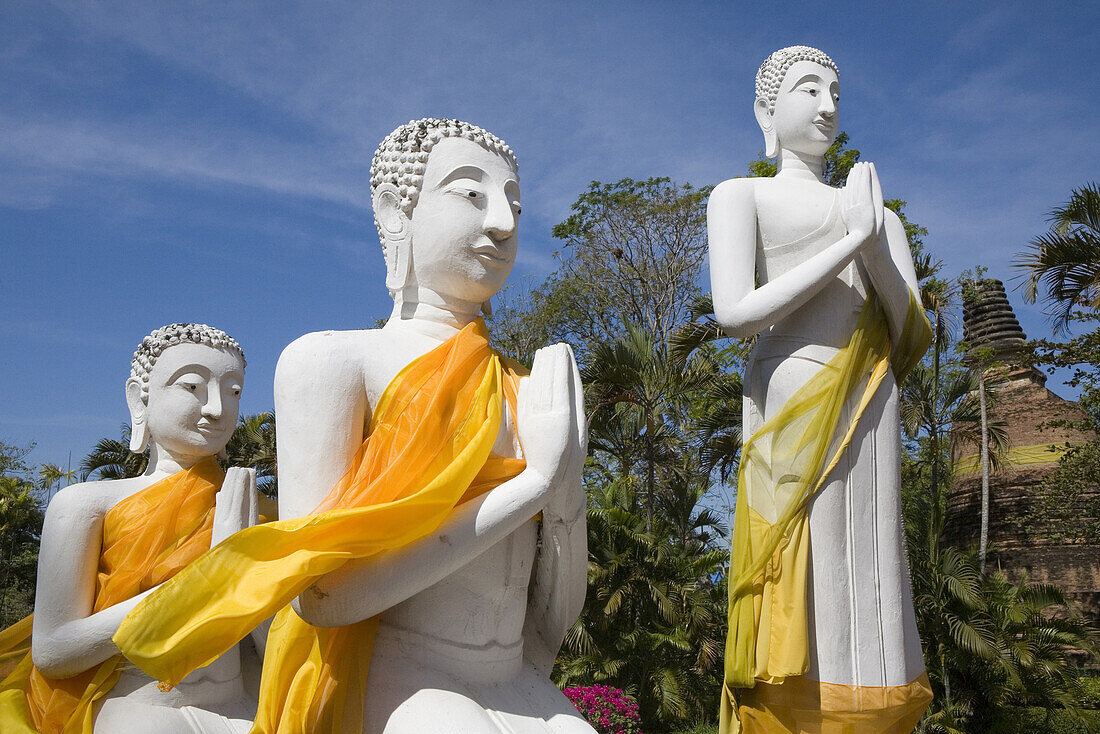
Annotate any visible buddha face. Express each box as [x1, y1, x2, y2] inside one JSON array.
[[129, 343, 245, 462], [385, 136, 521, 305], [763, 60, 839, 157]]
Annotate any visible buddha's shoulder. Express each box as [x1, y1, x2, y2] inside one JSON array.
[[711, 176, 760, 199], [708, 178, 764, 216], [276, 328, 385, 380], [46, 476, 147, 520]]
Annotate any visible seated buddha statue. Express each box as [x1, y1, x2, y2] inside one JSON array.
[[0, 323, 261, 734]]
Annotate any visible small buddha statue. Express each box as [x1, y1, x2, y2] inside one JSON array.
[[708, 47, 933, 733], [112, 121, 594, 734], [0, 323, 260, 733]]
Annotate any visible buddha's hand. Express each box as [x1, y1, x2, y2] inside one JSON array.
[[841, 161, 885, 245], [517, 343, 587, 515], [211, 467, 257, 546]]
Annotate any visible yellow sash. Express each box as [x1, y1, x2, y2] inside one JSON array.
[[114, 319, 527, 734], [0, 458, 224, 734], [720, 291, 931, 733]]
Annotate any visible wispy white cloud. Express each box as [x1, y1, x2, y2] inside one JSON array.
[[0, 113, 371, 209]]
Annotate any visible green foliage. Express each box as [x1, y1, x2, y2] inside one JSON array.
[[1017, 182, 1100, 331], [224, 412, 278, 497], [669, 726, 718, 734], [1029, 311, 1100, 430], [906, 461, 1100, 734], [989, 706, 1100, 734], [540, 177, 712, 354], [555, 471, 728, 728], [0, 442, 45, 627], [1021, 439, 1100, 546], [900, 199, 1100, 732], [558, 319, 735, 727]]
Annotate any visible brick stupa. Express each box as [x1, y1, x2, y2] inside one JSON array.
[[945, 279, 1099, 629]]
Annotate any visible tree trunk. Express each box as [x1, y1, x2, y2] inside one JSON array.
[[929, 308, 942, 558], [978, 369, 990, 573], [645, 426, 655, 533]]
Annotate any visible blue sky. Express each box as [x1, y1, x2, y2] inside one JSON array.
[[2, 1, 1098, 473]]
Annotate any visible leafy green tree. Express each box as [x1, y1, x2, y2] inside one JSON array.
[[1017, 182, 1100, 331], [491, 177, 734, 730], [901, 361, 1007, 555], [583, 323, 720, 531], [1023, 440, 1100, 546], [0, 442, 44, 627], [531, 177, 711, 357], [909, 540, 1098, 733], [669, 294, 746, 485], [565, 307, 736, 726]]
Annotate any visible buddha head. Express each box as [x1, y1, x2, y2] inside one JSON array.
[[370, 118, 521, 309], [125, 323, 246, 461], [754, 45, 839, 159]]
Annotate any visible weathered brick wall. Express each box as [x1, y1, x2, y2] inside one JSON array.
[[945, 375, 1100, 623]]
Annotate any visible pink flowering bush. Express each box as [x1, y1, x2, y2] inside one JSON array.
[[563, 685, 643, 734]]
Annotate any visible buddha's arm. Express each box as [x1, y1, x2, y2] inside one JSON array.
[[522, 355, 588, 675], [210, 467, 270, 656], [522, 478, 587, 675], [294, 468, 559, 627], [859, 206, 922, 347], [294, 344, 584, 629], [31, 486, 155, 678], [708, 175, 877, 339], [273, 331, 371, 520]]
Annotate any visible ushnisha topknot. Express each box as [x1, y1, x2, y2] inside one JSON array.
[[130, 323, 245, 398], [369, 118, 517, 240], [755, 45, 838, 113]]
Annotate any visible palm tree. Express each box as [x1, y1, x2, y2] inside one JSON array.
[[82, 425, 148, 480], [556, 477, 727, 728], [909, 534, 1099, 732], [583, 323, 717, 531], [669, 294, 745, 485], [565, 305, 740, 729], [900, 363, 1007, 557], [37, 462, 77, 502], [1017, 182, 1100, 331], [0, 472, 43, 626], [224, 412, 278, 497], [913, 254, 957, 532]]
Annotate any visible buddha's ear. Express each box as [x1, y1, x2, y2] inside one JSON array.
[[125, 378, 150, 452], [754, 97, 777, 158], [373, 183, 412, 292]]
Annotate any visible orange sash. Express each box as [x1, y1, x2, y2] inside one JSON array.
[[0, 458, 224, 734]]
